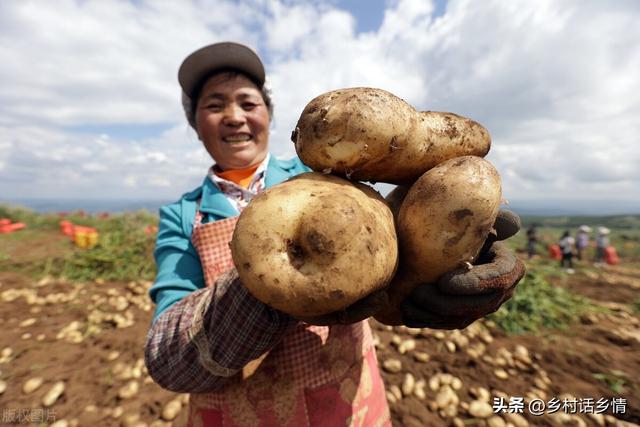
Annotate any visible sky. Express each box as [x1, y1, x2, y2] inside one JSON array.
[[1, 0, 639, 207]]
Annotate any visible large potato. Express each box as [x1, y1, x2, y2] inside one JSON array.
[[292, 87, 491, 184], [375, 156, 502, 325], [231, 172, 398, 318]]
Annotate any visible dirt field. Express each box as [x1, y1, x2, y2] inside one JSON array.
[[0, 230, 639, 426]]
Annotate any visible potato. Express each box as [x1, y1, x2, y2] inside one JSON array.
[[385, 185, 410, 218], [292, 87, 491, 184], [375, 156, 502, 325], [231, 172, 398, 318]]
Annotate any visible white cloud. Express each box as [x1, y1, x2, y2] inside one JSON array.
[[0, 122, 210, 199], [123, 175, 138, 188], [82, 162, 108, 173], [265, 3, 319, 53], [0, 0, 639, 207], [147, 176, 172, 188]]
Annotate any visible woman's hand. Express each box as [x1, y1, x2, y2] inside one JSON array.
[[400, 210, 525, 330], [286, 210, 525, 328]]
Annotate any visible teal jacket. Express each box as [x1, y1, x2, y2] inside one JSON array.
[[149, 156, 310, 321]]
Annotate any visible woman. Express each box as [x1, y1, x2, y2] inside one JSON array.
[[594, 226, 610, 265], [526, 224, 538, 259], [575, 225, 591, 261], [558, 230, 575, 270], [145, 41, 525, 427]]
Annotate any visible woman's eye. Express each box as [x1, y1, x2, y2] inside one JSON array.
[[205, 104, 223, 111], [242, 103, 257, 110]]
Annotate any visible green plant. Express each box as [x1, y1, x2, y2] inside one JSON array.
[[38, 211, 160, 281], [0, 204, 62, 230], [1, 206, 159, 281], [53, 227, 156, 282], [593, 370, 628, 394], [487, 270, 595, 334]]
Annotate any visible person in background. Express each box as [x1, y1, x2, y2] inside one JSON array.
[[575, 225, 591, 261], [144, 41, 526, 427], [594, 226, 611, 265], [526, 224, 538, 260], [558, 230, 575, 272]]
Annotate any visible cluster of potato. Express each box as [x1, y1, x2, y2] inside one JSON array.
[[0, 277, 181, 426], [231, 87, 502, 322]]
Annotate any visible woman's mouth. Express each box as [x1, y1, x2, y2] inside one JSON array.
[[223, 134, 252, 144]]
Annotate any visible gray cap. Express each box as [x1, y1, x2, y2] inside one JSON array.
[[178, 41, 265, 99]]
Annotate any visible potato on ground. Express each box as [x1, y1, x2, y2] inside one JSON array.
[[231, 172, 398, 318], [292, 87, 491, 184], [375, 156, 502, 325]]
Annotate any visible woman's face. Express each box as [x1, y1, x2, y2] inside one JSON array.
[[195, 73, 270, 170]]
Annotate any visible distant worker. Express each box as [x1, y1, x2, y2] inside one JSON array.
[[526, 224, 538, 260], [558, 230, 575, 272], [575, 225, 591, 261], [594, 226, 610, 265]]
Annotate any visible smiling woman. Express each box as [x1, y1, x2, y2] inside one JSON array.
[[143, 40, 524, 427], [143, 42, 393, 427], [193, 72, 270, 170]]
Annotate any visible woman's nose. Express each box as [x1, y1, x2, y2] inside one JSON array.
[[222, 104, 245, 126]]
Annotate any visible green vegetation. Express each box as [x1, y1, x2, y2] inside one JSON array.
[[0, 204, 44, 224], [0, 204, 158, 281], [0, 203, 156, 230], [51, 218, 157, 281], [488, 270, 597, 334], [593, 370, 630, 394]]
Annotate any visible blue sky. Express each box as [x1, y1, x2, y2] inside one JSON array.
[[335, 0, 447, 33], [332, 0, 390, 33], [1, 0, 639, 204]]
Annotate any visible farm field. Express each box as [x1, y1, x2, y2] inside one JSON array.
[[0, 207, 639, 426]]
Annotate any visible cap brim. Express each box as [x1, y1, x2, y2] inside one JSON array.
[[178, 42, 265, 98]]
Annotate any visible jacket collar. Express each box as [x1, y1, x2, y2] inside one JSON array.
[[265, 155, 290, 188], [197, 155, 291, 218], [198, 178, 238, 218]]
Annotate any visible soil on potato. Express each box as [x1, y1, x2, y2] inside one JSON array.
[[0, 241, 639, 426]]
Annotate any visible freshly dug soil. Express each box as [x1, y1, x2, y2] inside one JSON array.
[[0, 257, 638, 426]]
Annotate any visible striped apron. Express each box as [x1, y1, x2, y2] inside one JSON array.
[[187, 212, 391, 427]]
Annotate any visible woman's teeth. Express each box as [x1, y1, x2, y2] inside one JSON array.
[[224, 134, 251, 143]]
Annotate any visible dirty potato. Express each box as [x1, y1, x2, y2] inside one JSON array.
[[385, 185, 410, 218], [231, 172, 398, 318], [292, 87, 491, 184], [375, 156, 502, 325]]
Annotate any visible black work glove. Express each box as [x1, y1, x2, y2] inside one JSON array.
[[401, 210, 525, 330], [297, 288, 389, 326]]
